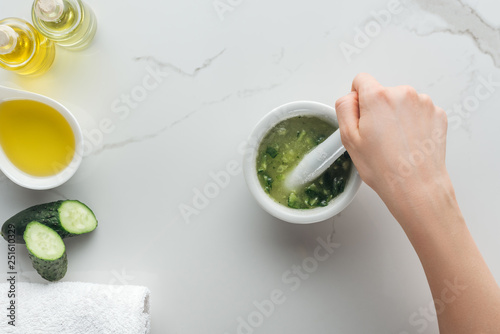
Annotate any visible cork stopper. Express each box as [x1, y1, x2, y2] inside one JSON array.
[[34, 0, 65, 22], [0, 25, 17, 55]]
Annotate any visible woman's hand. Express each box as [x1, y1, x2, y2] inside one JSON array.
[[336, 73, 451, 217]]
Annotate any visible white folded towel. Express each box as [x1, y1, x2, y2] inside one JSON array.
[[0, 282, 150, 334]]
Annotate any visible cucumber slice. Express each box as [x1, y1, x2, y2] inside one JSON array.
[[24, 222, 67, 282], [58, 200, 97, 235], [1, 200, 98, 244], [288, 192, 301, 209], [266, 146, 278, 158]]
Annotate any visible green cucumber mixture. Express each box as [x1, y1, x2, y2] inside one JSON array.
[[257, 116, 352, 209]]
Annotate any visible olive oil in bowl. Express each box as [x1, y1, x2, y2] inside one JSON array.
[[0, 99, 76, 177]]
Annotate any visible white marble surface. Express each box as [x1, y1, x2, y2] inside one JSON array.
[[1, 0, 500, 333]]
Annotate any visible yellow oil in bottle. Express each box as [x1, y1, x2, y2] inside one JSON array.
[[0, 18, 55, 76], [0, 100, 75, 177], [32, 0, 97, 50]]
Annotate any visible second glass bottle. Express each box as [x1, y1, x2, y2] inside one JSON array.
[[32, 0, 97, 51]]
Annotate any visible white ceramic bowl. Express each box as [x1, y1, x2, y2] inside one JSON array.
[[243, 101, 362, 224], [0, 86, 83, 190]]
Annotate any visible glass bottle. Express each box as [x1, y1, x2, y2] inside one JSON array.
[[0, 18, 56, 76], [32, 0, 97, 50]]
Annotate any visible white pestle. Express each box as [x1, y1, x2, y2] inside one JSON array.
[[285, 129, 346, 191]]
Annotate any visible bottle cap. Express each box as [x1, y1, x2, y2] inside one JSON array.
[[0, 25, 17, 55], [35, 0, 65, 22]]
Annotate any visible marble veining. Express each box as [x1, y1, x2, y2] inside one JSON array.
[[406, 0, 500, 67], [92, 56, 301, 156], [134, 49, 226, 78]]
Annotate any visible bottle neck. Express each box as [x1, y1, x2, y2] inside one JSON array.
[[0, 25, 18, 55], [34, 0, 65, 22]]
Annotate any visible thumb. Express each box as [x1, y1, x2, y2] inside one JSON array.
[[335, 91, 360, 146]]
